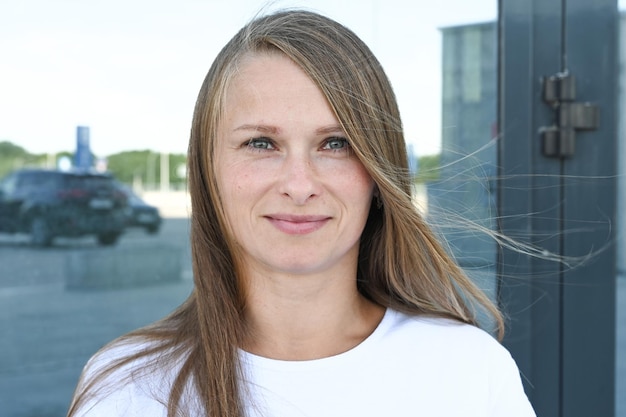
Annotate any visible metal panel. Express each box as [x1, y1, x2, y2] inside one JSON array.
[[498, 0, 618, 416], [498, 1, 563, 414], [561, 1, 618, 415]]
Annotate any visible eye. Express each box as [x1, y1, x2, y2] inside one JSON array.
[[322, 137, 350, 151], [245, 137, 275, 151]]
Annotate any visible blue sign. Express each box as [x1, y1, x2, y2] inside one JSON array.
[[407, 143, 419, 178], [75, 126, 92, 169]]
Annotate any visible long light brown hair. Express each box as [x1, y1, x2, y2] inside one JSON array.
[[68, 9, 504, 417]]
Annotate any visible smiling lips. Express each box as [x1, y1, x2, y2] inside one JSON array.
[[265, 214, 331, 235]]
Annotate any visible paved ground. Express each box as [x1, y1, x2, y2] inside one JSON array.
[[0, 218, 623, 416], [0, 280, 193, 417], [0, 219, 194, 417]]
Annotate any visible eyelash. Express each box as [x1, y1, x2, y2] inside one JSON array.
[[322, 137, 350, 152], [245, 137, 275, 151], [243, 137, 351, 153]]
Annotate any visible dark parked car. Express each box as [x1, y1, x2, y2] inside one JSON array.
[[0, 168, 128, 246], [115, 183, 162, 234]]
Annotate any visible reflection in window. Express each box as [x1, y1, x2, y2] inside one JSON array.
[[428, 21, 498, 306]]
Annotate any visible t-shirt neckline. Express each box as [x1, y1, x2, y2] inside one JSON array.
[[238, 308, 396, 371]]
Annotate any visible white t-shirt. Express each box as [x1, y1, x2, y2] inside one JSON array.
[[74, 309, 536, 417]]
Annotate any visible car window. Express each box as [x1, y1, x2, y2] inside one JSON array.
[[0, 174, 16, 194], [64, 175, 111, 189], [17, 172, 60, 192]]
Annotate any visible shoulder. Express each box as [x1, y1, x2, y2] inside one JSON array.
[[71, 338, 177, 417], [377, 309, 524, 386], [383, 309, 504, 353], [81, 338, 164, 385], [370, 310, 535, 416]]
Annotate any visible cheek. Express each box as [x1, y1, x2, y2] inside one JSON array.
[[217, 160, 249, 196], [217, 180, 249, 246], [219, 179, 245, 216], [214, 166, 244, 232], [343, 163, 375, 201], [218, 162, 268, 215]]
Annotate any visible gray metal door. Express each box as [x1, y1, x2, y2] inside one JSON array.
[[498, 1, 619, 416]]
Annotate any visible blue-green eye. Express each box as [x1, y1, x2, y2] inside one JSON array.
[[323, 137, 350, 150], [246, 137, 275, 150]]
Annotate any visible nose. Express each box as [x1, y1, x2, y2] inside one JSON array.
[[277, 153, 322, 205]]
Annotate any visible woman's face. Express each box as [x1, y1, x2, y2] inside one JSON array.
[[214, 53, 375, 278]]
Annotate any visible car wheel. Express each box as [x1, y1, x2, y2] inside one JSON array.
[[31, 217, 53, 247], [97, 232, 120, 246], [146, 225, 159, 234]]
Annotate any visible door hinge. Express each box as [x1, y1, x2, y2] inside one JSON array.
[[539, 71, 599, 158]]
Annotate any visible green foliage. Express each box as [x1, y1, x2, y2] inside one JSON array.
[[57, 151, 73, 159], [106, 150, 152, 184], [0, 141, 29, 158], [415, 154, 441, 183], [102, 151, 187, 189], [0, 141, 51, 178], [0, 141, 187, 189]]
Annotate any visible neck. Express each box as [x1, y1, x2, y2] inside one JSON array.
[[241, 267, 385, 361]]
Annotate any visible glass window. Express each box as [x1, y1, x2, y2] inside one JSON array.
[[0, 2, 494, 414]]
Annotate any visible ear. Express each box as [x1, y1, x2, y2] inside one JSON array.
[[373, 187, 383, 209]]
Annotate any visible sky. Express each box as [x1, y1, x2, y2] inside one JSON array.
[[3, 0, 592, 158]]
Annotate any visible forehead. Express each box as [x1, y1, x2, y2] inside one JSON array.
[[219, 52, 337, 128], [226, 52, 320, 100]]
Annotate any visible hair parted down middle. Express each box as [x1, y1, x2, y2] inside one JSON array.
[[68, 9, 504, 417]]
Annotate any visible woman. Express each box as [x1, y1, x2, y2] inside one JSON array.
[[68, 10, 535, 417]]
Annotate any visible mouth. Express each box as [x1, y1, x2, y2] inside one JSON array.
[[264, 214, 331, 235]]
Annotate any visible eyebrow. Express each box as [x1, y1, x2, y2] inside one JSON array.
[[315, 125, 345, 135], [233, 124, 345, 135], [234, 124, 281, 134]]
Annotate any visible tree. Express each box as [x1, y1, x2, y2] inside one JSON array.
[[106, 150, 187, 190], [415, 154, 441, 183], [0, 141, 29, 158], [0, 140, 188, 190], [0, 141, 50, 178]]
